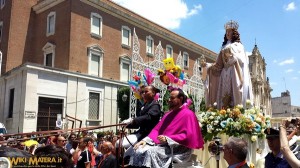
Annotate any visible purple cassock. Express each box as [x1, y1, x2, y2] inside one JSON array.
[[148, 106, 204, 149]]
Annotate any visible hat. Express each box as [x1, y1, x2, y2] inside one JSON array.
[[264, 128, 279, 138]]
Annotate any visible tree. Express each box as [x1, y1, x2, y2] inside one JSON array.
[[117, 87, 130, 121]]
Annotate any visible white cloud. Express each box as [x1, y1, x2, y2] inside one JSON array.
[[187, 4, 203, 16], [279, 58, 294, 66], [292, 77, 298, 80], [284, 2, 296, 11], [270, 82, 277, 86], [246, 51, 251, 56], [112, 0, 202, 29], [273, 59, 278, 63], [298, 71, 300, 73], [285, 69, 294, 73]]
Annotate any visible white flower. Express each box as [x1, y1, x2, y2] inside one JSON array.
[[265, 115, 271, 119], [227, 108, 231, 112], [255, 117, 262, 123], [244, 108, 253, 114], [214, 120, 219, 125], [251, 135, 258, 142], [209, 116, 214, 120], [207, 125, 214, 133], [233, 122, 241, 130], [236, 104, 243, 109], [213, 102, 217, 107], [246, 99, 251, 106]]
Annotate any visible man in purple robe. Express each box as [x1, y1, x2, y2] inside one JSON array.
[[128, 88, 204, 168]]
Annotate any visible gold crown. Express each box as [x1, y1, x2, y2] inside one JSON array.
[[224, 20, 239, 30]]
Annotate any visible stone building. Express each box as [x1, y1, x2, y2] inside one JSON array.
[[291, 105, 300, 117], [0, 0, 216, 133], [271, 90, 300, 118], [248, 44, 272, 115]]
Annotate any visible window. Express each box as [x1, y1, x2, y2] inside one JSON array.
[[166, 45, 173, 58], [8, 88, 14, 118], [88, 45, 104, 77], [121, 26, 131, 48], [91, 54, 100, 76], [45, 53, 53, 67], [47, 12, 56, 36], [183, 52, 189, 68], [249, 63, 253, 75], [0, 21, 2, 42], [90, 13, 102, 38], [120, 56, 131, 82], [42, 42, 55, 67], [146, 36, 154, 56], [88, 92, 100, 120], [0, 0, 5, 9]]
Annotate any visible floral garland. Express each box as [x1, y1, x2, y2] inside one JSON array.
[[198, 101, 271, 142]]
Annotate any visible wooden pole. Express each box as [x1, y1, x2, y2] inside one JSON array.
[[48, 107, 50, 130]]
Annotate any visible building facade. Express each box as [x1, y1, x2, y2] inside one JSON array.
[[0, 0, 216, 133], [248, 44, 272, 115], [271, 90, 291, 117], [271, 90, 300, 118]]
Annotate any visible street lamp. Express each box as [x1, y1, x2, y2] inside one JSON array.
[[122, 94, 128, 102]]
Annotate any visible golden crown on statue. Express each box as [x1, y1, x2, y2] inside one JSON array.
[[224, 20, 239, 30]]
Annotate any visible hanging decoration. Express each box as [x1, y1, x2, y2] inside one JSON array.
[[158, 58, 186, 87]]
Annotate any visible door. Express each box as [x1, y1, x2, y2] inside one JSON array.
[[37, 97, 63, 131]]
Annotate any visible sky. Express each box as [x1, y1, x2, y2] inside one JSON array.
[[112, 0, 300, 106]]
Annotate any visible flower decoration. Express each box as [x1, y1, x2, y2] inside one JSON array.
[[198, 103, 271, 142]]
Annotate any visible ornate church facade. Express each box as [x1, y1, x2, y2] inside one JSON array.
[[248, 44, 272, 116]]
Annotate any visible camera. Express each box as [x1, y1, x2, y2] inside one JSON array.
[[208, 137, 223, 156]]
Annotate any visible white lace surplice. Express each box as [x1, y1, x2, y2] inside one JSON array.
[[129, 136, 192, 168]]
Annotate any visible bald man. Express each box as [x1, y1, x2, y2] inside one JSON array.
[[98, 141, 117, 168], [56, 136, 67, 149]]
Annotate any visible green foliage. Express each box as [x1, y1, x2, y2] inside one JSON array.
[[200, 98, 206, 111], [188, 93, 195, 112], [117, 86, 130, 121], [163, 90, 170, 112]]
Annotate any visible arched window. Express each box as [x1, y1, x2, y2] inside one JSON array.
[[88, 45, 104, 77], [42, 42, 56, 67]]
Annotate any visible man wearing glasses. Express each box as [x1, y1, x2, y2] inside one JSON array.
[[57, 136, 67, 149]]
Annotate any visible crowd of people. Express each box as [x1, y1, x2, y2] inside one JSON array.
[[0, 129, 119, 168], [0, 86, 204, 168]]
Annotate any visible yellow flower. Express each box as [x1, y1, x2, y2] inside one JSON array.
[[219, 109, 226, 115]]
